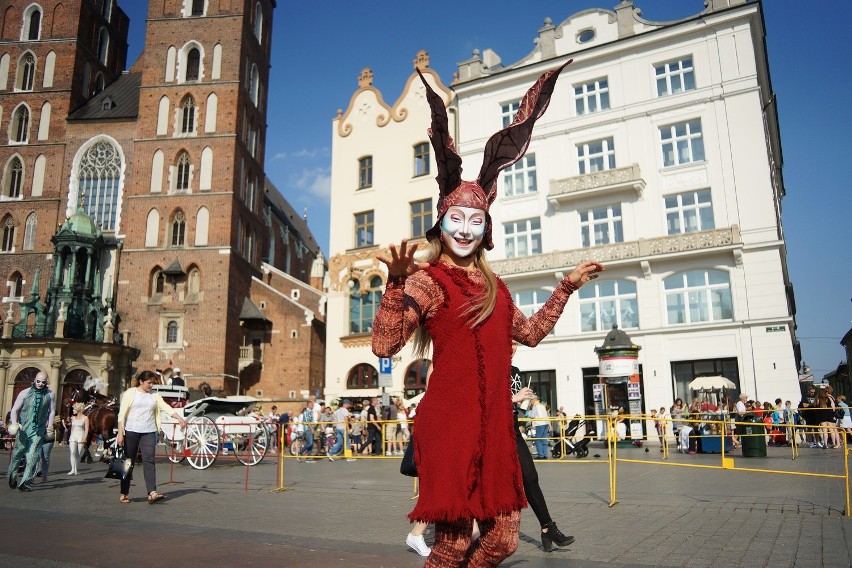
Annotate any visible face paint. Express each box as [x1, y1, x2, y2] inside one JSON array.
[[441, 206, 486, 259], [33, 377, 47, 390]]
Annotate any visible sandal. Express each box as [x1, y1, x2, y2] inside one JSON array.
[[119, 494, 130, 504], [147, 491, 165, 504]]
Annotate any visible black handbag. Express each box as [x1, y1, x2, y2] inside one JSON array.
[[104, 446, 133, 481], [400, 435, 417, 477]]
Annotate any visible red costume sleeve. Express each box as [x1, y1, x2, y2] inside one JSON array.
[[511, 277, 578, 347], [371, 271, 442, 357]]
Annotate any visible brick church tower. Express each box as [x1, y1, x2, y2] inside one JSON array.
[[117, 0, 276, 393]]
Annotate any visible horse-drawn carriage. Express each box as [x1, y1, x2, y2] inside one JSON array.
[[154, 384, 271, 470]]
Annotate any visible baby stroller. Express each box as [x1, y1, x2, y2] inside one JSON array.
[[551, 417, 595, 459]]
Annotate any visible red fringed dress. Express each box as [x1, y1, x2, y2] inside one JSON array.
[[372, 259, 577, 523]]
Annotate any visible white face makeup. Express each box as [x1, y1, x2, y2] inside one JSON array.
[[440, 206, 486, 259]]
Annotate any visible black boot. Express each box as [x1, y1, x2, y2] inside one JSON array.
[[541, 522, 575, 552]]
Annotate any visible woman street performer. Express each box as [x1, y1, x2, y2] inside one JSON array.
[[372, 59, 603, 567]]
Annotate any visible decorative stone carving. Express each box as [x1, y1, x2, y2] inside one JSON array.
[[660, 168, 708, 191], [549, 164, 645, 207]]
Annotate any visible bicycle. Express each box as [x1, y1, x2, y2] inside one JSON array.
[[288, 428, 316, 458]]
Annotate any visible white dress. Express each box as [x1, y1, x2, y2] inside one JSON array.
[[69, 416, 86, 443]]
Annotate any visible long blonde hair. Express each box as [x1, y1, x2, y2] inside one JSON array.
[[412, 237, 499, 358]]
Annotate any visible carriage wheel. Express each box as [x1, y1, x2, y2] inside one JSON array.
[[234, 423, 270, 466], [166, 439, 186, 464], [185, 416, 220, 470]]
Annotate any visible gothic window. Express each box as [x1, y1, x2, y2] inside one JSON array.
[[250, 64, 259, 105], [10, 272, 24, 298], [23, 213, 36, 250], [94, 73, 105, 95], [254, 3, 263, 41], [10, 105, 30, 143], [76, 139, 122, 231], [1, 216, 16, 252], [97, 28, 109, 65], [191, 0, 205, 16], [150, 268, 165, 296], [3, 157, 24, 198], [187, 267, 200, 294], [166, 320, 179, 344], [180, 95, 195, 133], [17, 53, 35, 91], [175, 152, 191, 191], [170, 210, 186, 247], [23, 7, 42, 41], [186, 48, 200, 81]]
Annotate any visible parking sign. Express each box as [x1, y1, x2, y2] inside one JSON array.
[[379, 357, 392, 374]]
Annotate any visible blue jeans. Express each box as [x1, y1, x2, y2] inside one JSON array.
[[534, 425, 549, 458], [330, 428, 346, 456], [299, 429, 314, 456]]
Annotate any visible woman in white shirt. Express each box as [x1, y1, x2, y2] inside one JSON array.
[[116, 370, 186, 504]]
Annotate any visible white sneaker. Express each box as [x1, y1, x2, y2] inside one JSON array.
[[385, 451, 392, 456], [406, 533, 431, 557]]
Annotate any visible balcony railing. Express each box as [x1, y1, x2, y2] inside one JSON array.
[[548, 164, 645, 208], [491, 226, 741, 277], [238, 345, 263, 372]]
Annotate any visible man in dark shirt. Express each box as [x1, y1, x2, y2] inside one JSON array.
[[798, 386, 818, 447], [362, 397, 381, 455]]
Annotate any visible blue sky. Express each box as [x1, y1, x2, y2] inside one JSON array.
[[122, 1, 851, 382]]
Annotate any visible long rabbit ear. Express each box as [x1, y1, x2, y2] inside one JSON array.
[[416, 68, 462, 197], [477, 59, 573, 202]]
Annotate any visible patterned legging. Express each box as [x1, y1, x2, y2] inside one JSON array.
[[425, 509, 520, 568]]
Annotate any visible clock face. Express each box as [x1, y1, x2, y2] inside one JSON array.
[[510, 371, 523, 396]]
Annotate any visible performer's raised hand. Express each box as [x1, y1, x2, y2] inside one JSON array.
[[568, 260, 605, 287], [376, 239, 430, 278]]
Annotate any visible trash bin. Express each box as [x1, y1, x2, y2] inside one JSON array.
[[737, 413, 767, 457]]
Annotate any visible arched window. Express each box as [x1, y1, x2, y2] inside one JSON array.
[[194, 206, 209, 245], [23, 213, 36, 250], [347, 363, 379, 389], [97, 28, 109, 65], [204, 92, 218, 132], [166, 320, 179, 344], [145, 209, 159, 247], [404, 359, 430, 399], [578, 280, 639, 332], [185, 48, 200, 81], [180, 95, 195, 133], [254, 3, 263, 40], [93, 73, 105, 95], [170, 210, 186, 247], [10, 105, 29, 142], [175, 151, 191, 191], [2, 216, 16, 252], [349, 275, 383, 334], [187, 267, 200, 295], [9, 271, 24, 298], [76, 139, 122, 231], [664, 269, 733, 325], [250, 64, 259, 105], [150, 267, 165, 296], [23, 6, 42, 40], [3, 157, 24, 198], [17, 53, 35, 91]]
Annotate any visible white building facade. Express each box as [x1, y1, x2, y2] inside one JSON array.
[[325, 1, 801, 418]]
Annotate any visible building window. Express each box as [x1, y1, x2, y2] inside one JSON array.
[[354, 211, 373, 248], [578, 280, 638, 332], [664, 269, 733, 325], [151, 269, 165, 295], [504, 217, 541, 258], [9, 272, 24, 298], [97, 28, 109, 65], [660, 119, 704, 167], [254, 2, 263, 40], [503, 154, 537, 197], [577, 138, 615, 175], [24, 7, 42, 40], [501, 100, 520, 128], [180, 95, 195, 133], [672, 358, 740, 405], [346, 363, 379, 389], [410, 199, 432, 239], [191, 0, 205, 16], [76, 139, 122, 231], [574, 78, 609, 115], [580, 204, 623, 247], [404, 359, 430, 399], [514, 289, 546, 318], [166, 320, 179, 344], [665, 189, 714, 235], [185, 48, 200, 81], [2, 216, 16, 252], [176, 151, 191, 191], [349, 276, 382, 334], [4, 157, 24, 198], [94, 74, 105, 95], [18, 53, 35, 91], [655, 57, 695, 97], [10, 105, 30, 143], [170, 211, 186, 247], [23, 213, 36, 250], [250, 64, 259, 105], [413, 142, 430, 177], [358, 156, 372, 189]]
